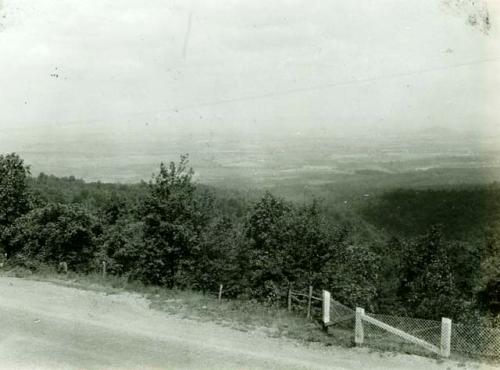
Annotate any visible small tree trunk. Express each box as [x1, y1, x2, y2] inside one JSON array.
[[218, 284, 223, 301], [287, 285, 292, 312]]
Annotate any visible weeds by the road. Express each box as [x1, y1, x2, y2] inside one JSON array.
[[0, 266, 351, 348], [0, 266, 483, 368]]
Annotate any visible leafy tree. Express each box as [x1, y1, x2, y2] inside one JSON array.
[[30, 173, 148, 212], [245, 194, 370, 305], [374, 236, 405, 313], [399, 226, 461, 319], [320, 225, 380, 310], [191, 217, 243, 295], [247, 192, 291, 250], [3, 203, 100, 270], [0, 153, 35, 256], [99, 219, 143, 275], [99, 191, 129, 225], [244, 192, 293, 300], [96, 191, 144, 275], [476, 227, 500, 314], [0, 153, 32, 229], [285, 200, 333, 289], [138, 155, 206, 287]]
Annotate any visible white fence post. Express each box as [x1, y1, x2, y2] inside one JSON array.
[[440, 317, 452, 358], [355, 307, 365, 345], [322, 290, 330, 324]]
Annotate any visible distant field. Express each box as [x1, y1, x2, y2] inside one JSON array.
[[3, 125, 500, 195]]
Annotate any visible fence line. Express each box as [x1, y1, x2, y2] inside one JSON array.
[[288, 286, 321, 318], [80, 271, 500, 360], [218, 284, 223, 301], [359, 308, 443, 356], [321, 290, 500, 360]]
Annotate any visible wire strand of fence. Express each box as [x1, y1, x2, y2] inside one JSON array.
[[362, 313, 442, 354], [318, 290, 500, 360], [288, 287, 500, 360], [451, 322, 500, 358]]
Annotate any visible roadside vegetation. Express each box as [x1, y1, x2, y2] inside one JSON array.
[[0, 152, 499, 331], [0, 265, 340, 349]]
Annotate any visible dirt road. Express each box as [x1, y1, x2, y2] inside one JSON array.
[[0, 277, 494, 370]]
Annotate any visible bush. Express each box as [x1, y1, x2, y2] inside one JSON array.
[[99, 220, 144, 275], [3, 203, 100, 271], [191, 217, 244, 295], [0, 153, 34, 254], [138, 155, 209, 287]]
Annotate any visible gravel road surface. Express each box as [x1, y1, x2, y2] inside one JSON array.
[[0, 277, 495, 370]]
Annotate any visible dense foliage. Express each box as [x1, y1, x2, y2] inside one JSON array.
[[3, 203, 100, 271], [138, 155, 210, 287], [1, 152, 499, 326], [0, 153, 33, 230]]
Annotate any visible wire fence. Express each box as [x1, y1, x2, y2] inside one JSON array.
[[360, 313, 500, 360], [362, 313, 442, 357], [291, 287, 500, 361], [287, 287, 322, 318], [329, 298, 355, 323], [451, 322, 500, 359]]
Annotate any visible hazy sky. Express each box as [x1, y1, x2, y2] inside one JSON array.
[[0, 0, 499, 138]]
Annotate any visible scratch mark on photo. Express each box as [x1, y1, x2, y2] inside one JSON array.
[[182, 11, 193, 59]]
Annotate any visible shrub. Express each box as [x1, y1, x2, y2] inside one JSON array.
[[3, 203, 100, 271], [0, 153, 34, 254], [138, 155, 209, 287]]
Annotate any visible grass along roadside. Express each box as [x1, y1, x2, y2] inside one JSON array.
[[3, 265, 492, 368], [0, 265, 487, 367], [0, 265, 346, 348]]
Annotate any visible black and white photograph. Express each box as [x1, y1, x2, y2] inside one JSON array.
[[0, 0, 499, 369]]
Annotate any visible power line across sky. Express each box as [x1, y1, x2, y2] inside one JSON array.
[[8, 55, 500, 128]]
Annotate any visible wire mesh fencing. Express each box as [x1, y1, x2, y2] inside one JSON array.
[[322, 291, 500, 361], [362, 313, 442, 357], [321, 298, 356, 346], [361, 313, 500, 360], [330, 298, 355, 323], [289, 288, 500, 361], [451, 322, 500, 359], [359, 312, 500, 360]]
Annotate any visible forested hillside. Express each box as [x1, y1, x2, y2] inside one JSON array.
[[1, 153, 499, 327], [361, 186, 500, 240]]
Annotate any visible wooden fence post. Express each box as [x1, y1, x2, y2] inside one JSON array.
[[440, 317, 452, 358], [102, 261, 107, 279], [322, 290, 330, 325], [355, 307, 365, 345], [218, 284, 223, 301], [287, 287, 292, 312], [307, 285, 313, 319]]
